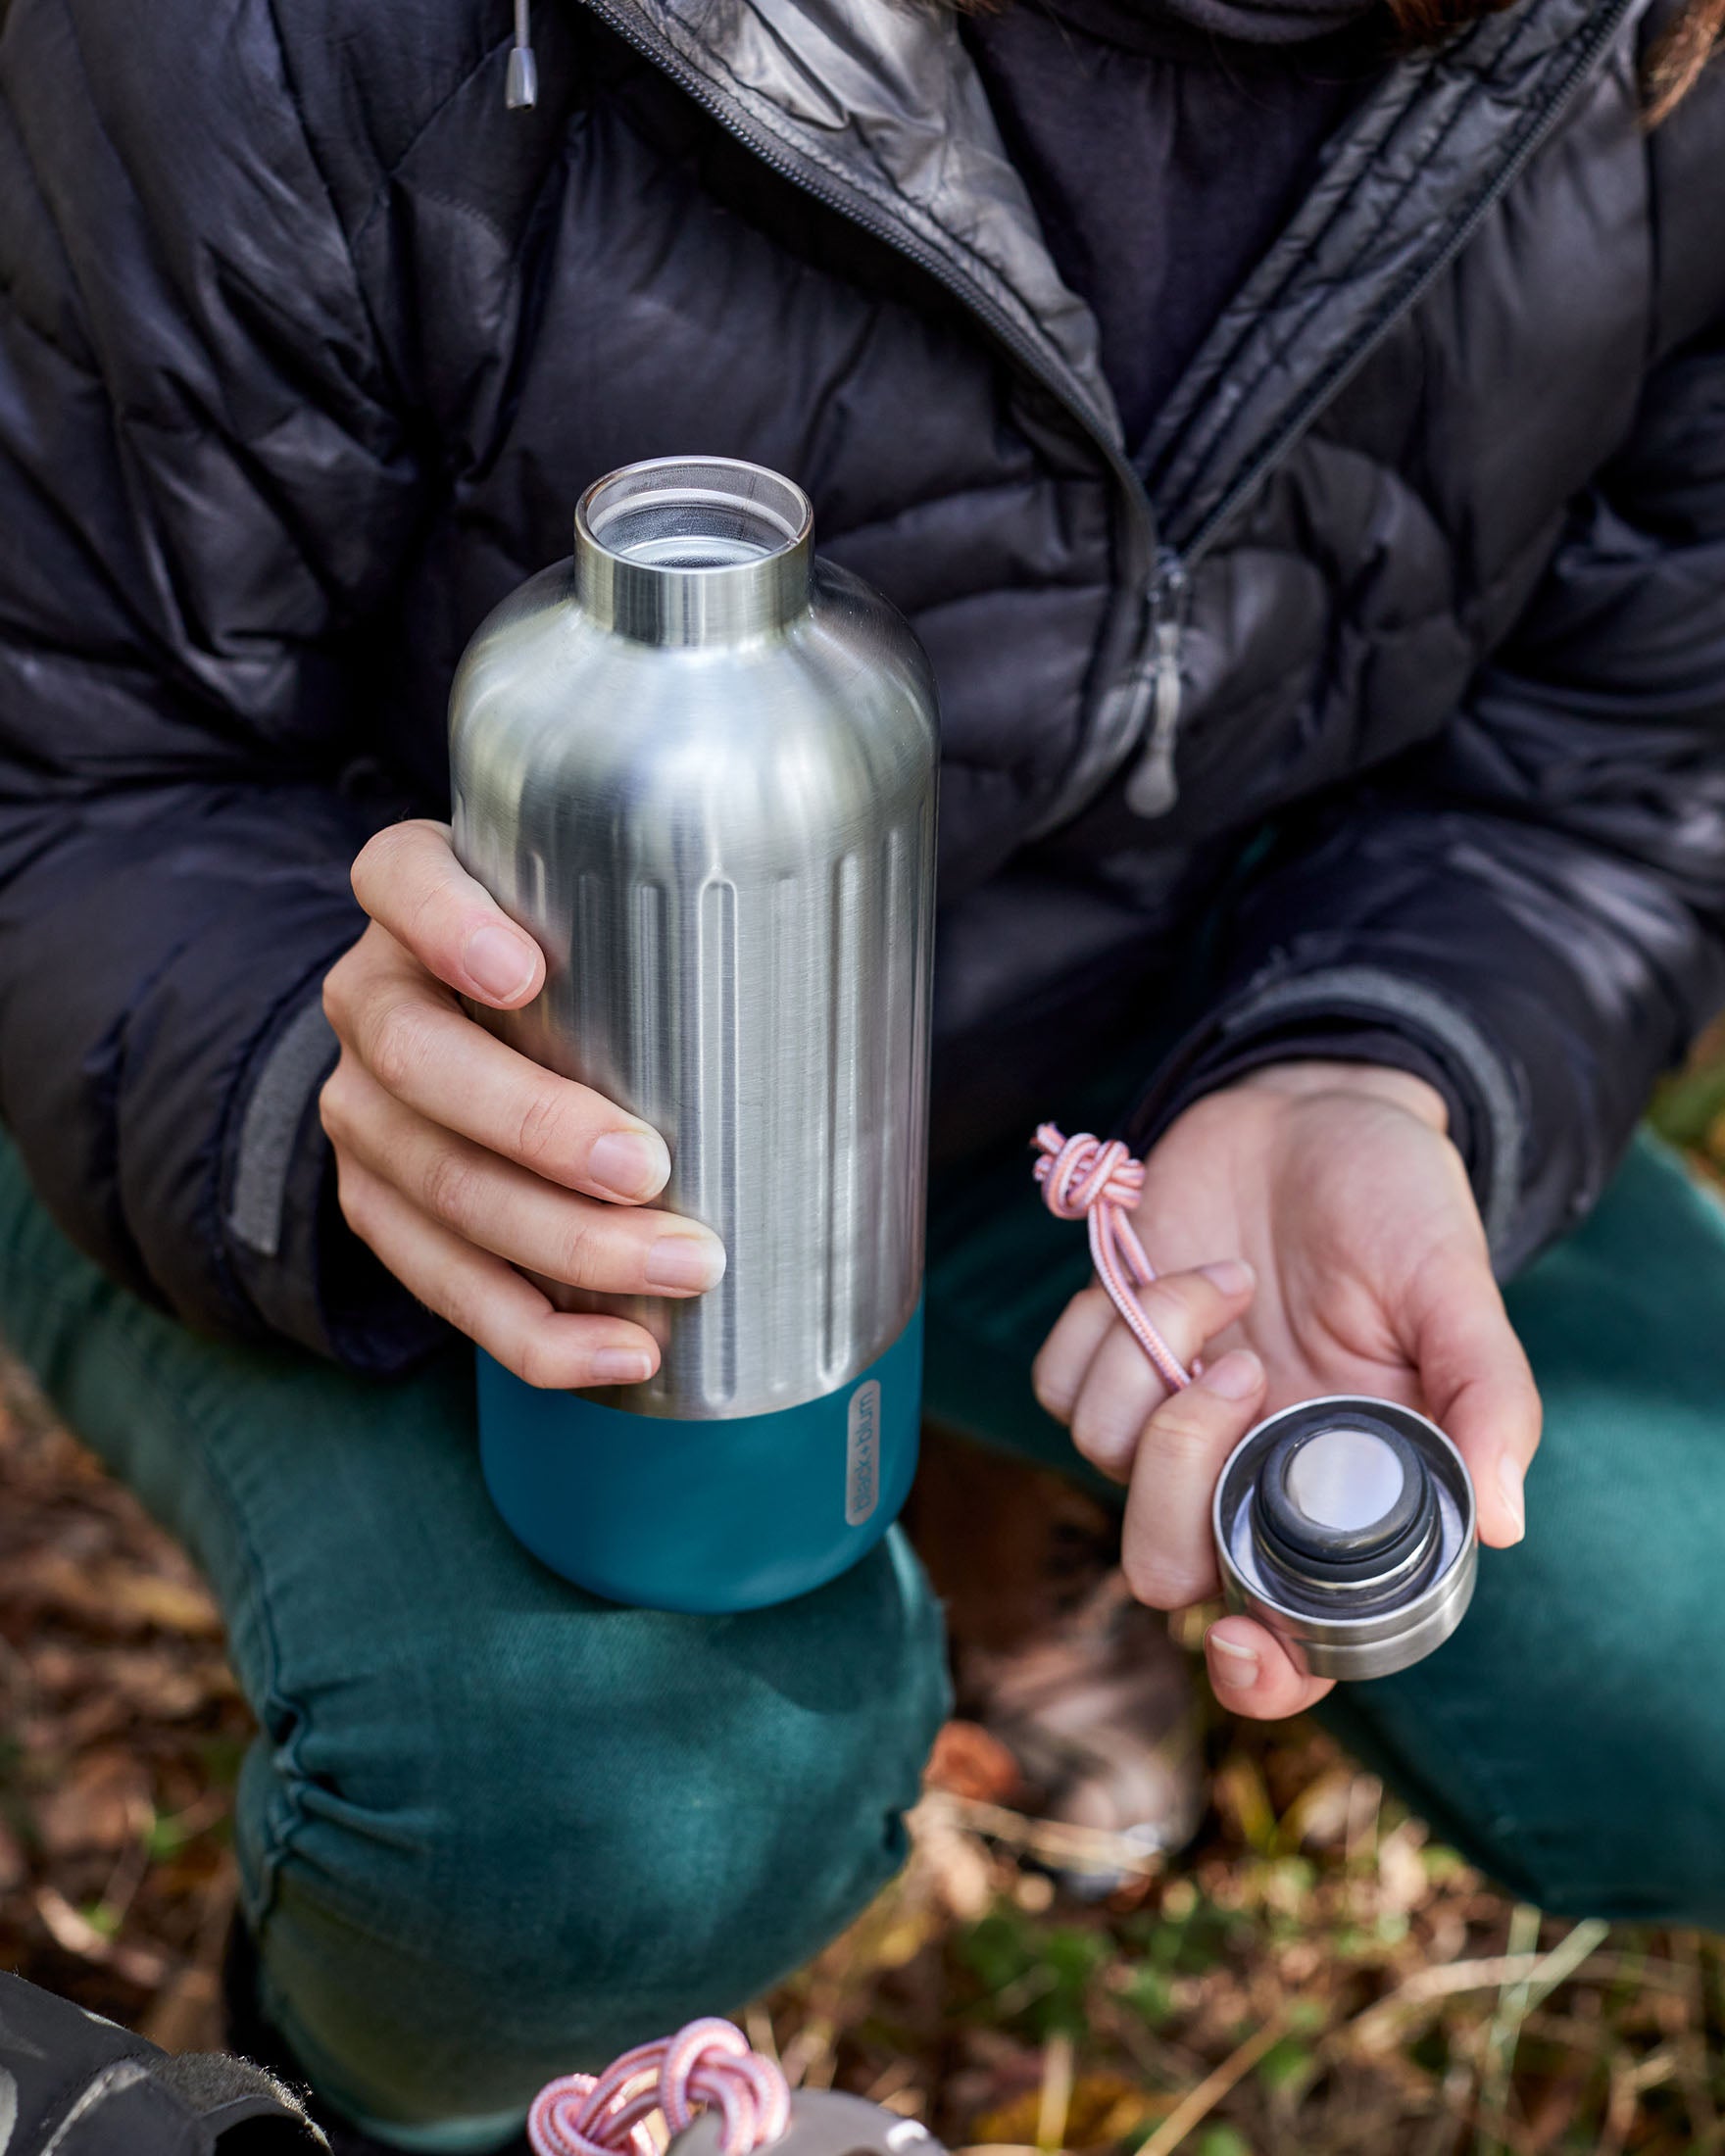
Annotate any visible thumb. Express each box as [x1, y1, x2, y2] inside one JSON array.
[[1405, 1243, 1541, 1547]]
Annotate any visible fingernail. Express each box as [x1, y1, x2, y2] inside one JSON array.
[[1498, 1457, 1527, 1544], [591, 1348, 654, 1384], [464, 924, 537, 1002], [645, 1234, 726, 1293], [588, 1131, 670, 1200], [1200, 1258, 1256, 1297], [1199, 1348, 1261, 1400], [1208, 1631, 1259, 1689]]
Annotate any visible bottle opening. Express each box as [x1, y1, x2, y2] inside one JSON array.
[[579, 460, 811, 573], [574, 457, 814, 644]]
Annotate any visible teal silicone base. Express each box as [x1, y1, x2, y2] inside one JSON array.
[[477, 1305, 923, 1612]]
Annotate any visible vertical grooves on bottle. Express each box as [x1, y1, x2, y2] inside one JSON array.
[[700, 878, 739, 1404], [823, 850, 862, 1383], [632, 882, 665, 1134], [901, 793, 931, 1294], [768, 871, 799, 1394], [879, 820, 907, 1334], [628, 879, 669, 1406], [577, 868, 608, 1092]]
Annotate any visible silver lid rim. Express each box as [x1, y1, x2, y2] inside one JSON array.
[[1211, 1395, 1479, 1682]]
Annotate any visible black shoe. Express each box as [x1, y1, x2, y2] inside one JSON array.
[[0, 1962, 320, 2151], [222, 1922, 529, 2156]]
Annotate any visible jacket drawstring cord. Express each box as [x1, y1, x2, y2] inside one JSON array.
[[507, 0, 538, 109]]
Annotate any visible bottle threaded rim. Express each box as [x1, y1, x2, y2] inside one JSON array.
[[575, 457, 813, 644]]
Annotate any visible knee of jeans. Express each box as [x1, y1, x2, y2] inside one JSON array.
[[246, 1530, 949, 2114], [1329, 1588, 1725, 1931], [1457, 1710, 1725, 1928]]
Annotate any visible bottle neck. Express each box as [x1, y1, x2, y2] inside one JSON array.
[[574, 458, 813, 647]]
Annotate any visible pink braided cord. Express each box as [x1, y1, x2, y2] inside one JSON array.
[[1032, 1124, 1191, 1393], [528, 2019, 791, 2156]]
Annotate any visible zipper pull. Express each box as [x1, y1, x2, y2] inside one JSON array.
[[506, 0, 539, 109], [1124, 554, 1186, 818]]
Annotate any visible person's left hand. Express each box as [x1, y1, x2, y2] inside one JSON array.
[[1031, 1060, 1541, 1721]]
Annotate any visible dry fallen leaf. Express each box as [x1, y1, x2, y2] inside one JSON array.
[[4, 1551, 222, 1641], [34, 1886, 170, 1990], [137, 1962, 226, 2056], [908, 1795, 997, 1923], [926, 1721, 1025, 1806], [971, 2070, 1169, 2149], [34, 1749, 153, 1858], [1378, 1821, 1431, 1918], [93, 1568, 223, 1642]]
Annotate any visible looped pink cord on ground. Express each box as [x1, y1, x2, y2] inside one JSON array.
[[528, 2018, 792, 2156], [1032, 1124, 1192, 1393]]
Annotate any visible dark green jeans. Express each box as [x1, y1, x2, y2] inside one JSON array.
[[4, 1127, 1725, 2147]]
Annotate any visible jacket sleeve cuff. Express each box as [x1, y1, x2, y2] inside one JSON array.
[[222, 992, 446, 1371], [1121, 964, 1527, 1270]]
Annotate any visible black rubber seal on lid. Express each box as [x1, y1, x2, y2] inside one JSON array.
[[1250, 1409, 1441, 1602], [1260, 1414, 1426, 1561]]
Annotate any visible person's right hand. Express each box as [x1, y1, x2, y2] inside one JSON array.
[[320, 819, 725, 1388]]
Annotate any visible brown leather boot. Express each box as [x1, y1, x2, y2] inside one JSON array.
[[906, 1428, 1207, 1887]]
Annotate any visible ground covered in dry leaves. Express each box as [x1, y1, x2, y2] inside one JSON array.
[[7, 1075, 1725, 2154]]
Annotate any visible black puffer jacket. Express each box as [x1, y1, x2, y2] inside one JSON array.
[[1, 0, 1723, 1367]]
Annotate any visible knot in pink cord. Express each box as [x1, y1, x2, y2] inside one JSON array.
[[1032, 1124, 1191, 1393], [1033, 1128, 1145, 1221], [529, 2018, 792, 2156]]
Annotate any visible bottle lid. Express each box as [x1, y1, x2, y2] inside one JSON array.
[[1213, 1396, 1476, 1680]]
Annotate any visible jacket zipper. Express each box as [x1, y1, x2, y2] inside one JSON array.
[[1109, 0, 1638, 816], [572, 0, 1163, 766], [572, 0, 1637, 824], [1168, 0, 1642, 578]]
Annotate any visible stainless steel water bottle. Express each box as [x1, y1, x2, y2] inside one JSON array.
[[1212, 1396, 1478, 1679], [449, 456, 939, 1612]]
